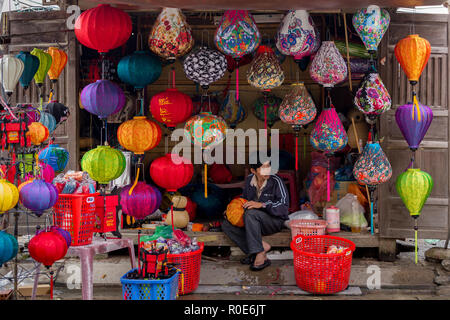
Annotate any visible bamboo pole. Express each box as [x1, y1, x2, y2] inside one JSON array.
[[343, 12, 353, 92]]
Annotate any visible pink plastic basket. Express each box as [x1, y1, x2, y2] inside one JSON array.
[[290, 219, 327, 239]]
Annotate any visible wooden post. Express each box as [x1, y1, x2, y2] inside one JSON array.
[[378, 238, 397, 262]]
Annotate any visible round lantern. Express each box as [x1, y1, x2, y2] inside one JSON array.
[[39, 112, 57, 134], [45, 101, 70, 124], [220, 90, 246, 128], [226, 198, 247, 227], [16, 51, 39, 90], [309, 41, 348, 87], [117, 116, 162, 155], [276, 10, 319, 61], [41, 163, 55, 184], [148, 8, 194, 60], [209, 163, 233, 184], [0, 179, 19, 214], [149, 88, 193, 130], [120, 182, 162, 220], [192, 94, 221, 116], [354, 72, 391, 116], [279, 82, 317, 130], [117, 51, 162, 89], [38, 144, 69, 173], [395, 102, 433, 151], [184, 112, 227, 149], [81, 80, 126, 119], [19, 179, 58, 216], [188, 183, 226, 219], [30, 48, 52, 87], [81, 145, 126, 184], [0, 231, 18, 265], [253, 94, 282, 128], [150, 154, 194, 193], [183, 47, 227, 89], [48, 226, 72, 248], [27, 122, 49, 145], [247, 45, 284, 91], [0, 54, 24, 95], [352, 5, 390, 53], [47, 47, 67, 82], [75, 4, 132, 54], [28, 231, 67, 267]]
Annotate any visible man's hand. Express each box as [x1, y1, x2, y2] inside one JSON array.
[[243, 201, 264, 210]]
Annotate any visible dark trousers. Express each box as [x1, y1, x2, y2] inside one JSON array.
[[222, 209, 285, 255]]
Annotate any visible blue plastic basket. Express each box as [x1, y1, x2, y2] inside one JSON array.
[[120, 269, 179, 300]]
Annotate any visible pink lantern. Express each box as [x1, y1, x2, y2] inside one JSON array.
[[309, 41, 348, 87]]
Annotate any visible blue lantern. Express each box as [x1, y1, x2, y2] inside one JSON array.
[[38, 144, 69, 173], [117, 51, 162, 89], [16, 51, 39, 90], [40, 112, 57, 134], [0, 231, 18, 265]]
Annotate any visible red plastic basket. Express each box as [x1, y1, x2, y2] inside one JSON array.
[[290, 219, 327, 239], [53, 193, 99, 246], [290, 235, 355, 294]]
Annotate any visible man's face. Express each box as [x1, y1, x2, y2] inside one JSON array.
[[252, 162, 271, 181]]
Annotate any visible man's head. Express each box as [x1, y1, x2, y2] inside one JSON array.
[[249, 151, 272, 181]]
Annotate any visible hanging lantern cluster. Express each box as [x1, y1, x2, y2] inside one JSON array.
[[247, 45, 285, 90], [120, 182, 162, 220], [150, 88, 193, 130], [117, 116, 162, 155], [81, 145, 126, 185], [220, 90, 246, 128], [183, 47, 227, 89], [352, 6, 390, 55], [253, 93, 282, 129]]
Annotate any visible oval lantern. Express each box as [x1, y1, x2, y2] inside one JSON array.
[[353, 141, 392, 186], [75, 4, 132, 54], [183, 47, 227, 89], [247, 45, 284, 91], [150, 154, 194, 193], [149, 88, 193, 130], [45, 101, 70, 124], [220, 90, 246, 128], [117, 116, 162, 154], [352, 5, 390, 53], [0, 179, 19, 214], [309, 41, 348, 87], [0, 231, 18, 265], [395, 102, 433, 151], [394, 34, 431, 85], [120, 182, 162, 220], [354, 72, 391, 116], [81, 145, 126, 184], [310, 107, 348, 153], [16, 51, 39, 90], [148, 8, 194, 61], [39, 112, 57, 134], [19, 179, 58, 216], [38, 144, 69, 173], [81, 80, 126, 119], [28, 231, 67, 267], [117, 51, 162, 89], [184, 112, 227, 149], [279, 82, 317, 130], [27, 122, 49, 145], [30, 48, 52, 87], [40, 226, 72, 249], [253, 94, 282, 128], [47, 47, 67, 82], [0, 54, 24, 96]]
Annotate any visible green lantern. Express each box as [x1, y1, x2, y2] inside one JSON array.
[[396, 168, 433, 264], [81, 145, 126, 184], [30, 48, 52, 87]]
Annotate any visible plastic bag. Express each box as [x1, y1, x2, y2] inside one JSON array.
[[285, 210, 319, 228], [336, 193, 368, 228], [142, 225, 173, 241]]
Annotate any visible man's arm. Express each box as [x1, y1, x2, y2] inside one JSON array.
[[263, 175, 289, 218]]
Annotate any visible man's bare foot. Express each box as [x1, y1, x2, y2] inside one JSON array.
[[262, 241, 271, 254], [253, 252, 266, 266]]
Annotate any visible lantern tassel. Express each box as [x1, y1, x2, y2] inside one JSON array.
[[412, 93, 422, 122], [327, 157, 330, 202], [370, 201, 374, 235], [50, 270, 54, 300], [171, 203, 175, 233], [295, 136, 298, 171], [414, 220, 419, 264], [236, 66, 239, 101], [204, 164, 208, 198], [129, 167, 140, 196]]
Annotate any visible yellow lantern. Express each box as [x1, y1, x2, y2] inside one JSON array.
[[0, 179, 19, 213], [27, 122, 49, 145], [47, 47, 68, 82], [117, 116, 162, 155]]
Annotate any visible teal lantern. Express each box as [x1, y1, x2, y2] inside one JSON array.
[[38, 144, 69, 173], [253, 93, 282, 128], [16, 51, 40, 90], [0, 230, 18, 265], [117, 51, 162, 90], [81, 145, 126, 184], [40, 112, 57, 134]]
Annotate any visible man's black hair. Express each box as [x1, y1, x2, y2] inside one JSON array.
[[249, 150, 271, 171]]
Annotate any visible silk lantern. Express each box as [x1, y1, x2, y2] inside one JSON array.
[[396, 168, 433, 263], [40, 112, 57, 134], [45, 226, 71, 248], [30, 48, 52, 87], [47, 47, 67, 82], [41, 163, 55, 184], [27, 122, 49, 145], [75, 4, 132, 54], [120, 182, 162, 220], [310, 41, 348, 87], [29, 230, 67, 267], [353, 141, 392, 234], [253, 94, 282, 129], [354, 72, 391, 116], [150, 88, 193, 130], [118, 116, 162, 155], [81, 146, 126, 184], [183, 47, 227, 89], [0, 179, 19, 214], [226, 198, 248, 227], [0, 54, 24, 96], [19, 179, 58, 216], [45, 101, 70, 124], [117, 51, 162, 89], [189, 183, 226, 219], [16, 51, 39, 90], [81, 80, 126, 119], [220, 90, 246, 128], [150, 154, 193, 193], [352, 5, 390, 53], [148, 8, 194, 60], [38, 144, 69, 173], [247, 45, 285, 91], [0, 231, 18, 265], [209, 163, 233, 184]]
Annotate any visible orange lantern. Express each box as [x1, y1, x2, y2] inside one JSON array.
[[27, 122, 49, 145], [47, 47, 68, 83], [225, 198, 248, 227], [394, 34, 431, 85], [117, 116, 162, 155]]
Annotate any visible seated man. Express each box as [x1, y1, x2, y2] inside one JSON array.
[[222, 157, 289, 271]]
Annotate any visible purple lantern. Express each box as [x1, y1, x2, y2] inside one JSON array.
[[19, 179, 58, 217], [80, 80, 126, 119], [120, 182, 162, 220], [395, 102, 433, 151]]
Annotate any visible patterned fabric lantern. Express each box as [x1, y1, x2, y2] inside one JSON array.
[[395, 102, 433, 152], [220, 90, 246, 128], [30, 48, 52, 87], [148, 8, 194, 61], [120, 182, 162, 220], [0, 179, 19, 214], [253, 94, 282, 128], [47, 47, 67, 82], [276, 10, 319, 61], [183, 47, 227, 89], [184, 112, 227, 149], [354, 73, 391, 116], [16, 51, 39, 90], [27, 122, 49, 145], [81, 80, 126, 119], [247, 45, 284, 91], [0, 231, 18, 265], [352, 6, 390, 53], [19, 179, 58, 216], [353, 141, 392, 234], [117, 51, 162, 89], [81, 146, 126, 184], [309, 41, 348, 87], [0, 54, 24, 95], [38, 144, 69, 173], [150, 88, 193, 130], [395, 34, 431, 85], [39, 112, 57, 134], [75, 4, 132, 54], [396, 168, 433, 263], [150, 154, 194, 193], [117, 116, 162, 154], [45, 101, 70, 124], [29, 230, 67, 267]]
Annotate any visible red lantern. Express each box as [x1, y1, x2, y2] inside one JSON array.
[[209, 163, 233, 184], [74, 4, 132, 54], [150, 88, 193, 130], [28, 231, 68, 267], [185, 196, 197, 222], [150, 153, 193, 192]]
